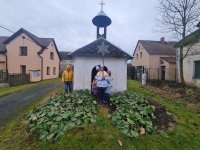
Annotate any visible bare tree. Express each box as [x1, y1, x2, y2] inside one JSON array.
[[157, 0, 200, 84]]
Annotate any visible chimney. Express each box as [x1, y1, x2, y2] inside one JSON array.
[[160, 37, 165, 43]]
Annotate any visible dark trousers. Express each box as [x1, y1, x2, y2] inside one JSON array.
[[105, 93, 110, 103], [98, 87, 106, 103], [64, 81, 73, 93]]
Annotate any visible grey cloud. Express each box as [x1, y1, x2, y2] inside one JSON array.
[[0, 0, 172, 55]]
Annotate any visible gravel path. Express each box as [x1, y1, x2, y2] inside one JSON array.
[[0, 83, 63, 126]]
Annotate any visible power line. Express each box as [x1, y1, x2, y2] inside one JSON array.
[[0, 25, 14, 33], [0, 25, 42, 47]]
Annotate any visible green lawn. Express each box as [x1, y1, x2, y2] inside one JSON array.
[[0, 80, 200, 150], [0, 78, 61, 97]]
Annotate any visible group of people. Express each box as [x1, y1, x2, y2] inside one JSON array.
[[92, 65, 113, 104], [62, 64, 113, 104]]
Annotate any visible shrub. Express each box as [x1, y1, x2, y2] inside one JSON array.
[[26, 90, 97, 140], [110, 92, 157, 138]]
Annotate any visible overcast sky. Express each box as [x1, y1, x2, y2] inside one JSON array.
[[0, 0, 172, 55]]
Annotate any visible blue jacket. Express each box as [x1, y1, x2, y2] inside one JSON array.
[[95, 71, 109, 88], [105, 76, 113, 93]]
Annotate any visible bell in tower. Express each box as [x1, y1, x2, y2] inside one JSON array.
[[92, 0, 112, 39]]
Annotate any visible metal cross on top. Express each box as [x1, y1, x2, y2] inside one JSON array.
[[99, 0, 105, 11]]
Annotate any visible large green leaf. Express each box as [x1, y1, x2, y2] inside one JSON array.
[[47, 133, 55, 140], [110, 92, 157, 138], [27, 91, 97, 141]]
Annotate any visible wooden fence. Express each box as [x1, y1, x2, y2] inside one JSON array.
[[0, 71, 31, 86], [8, 73, 30, 86]]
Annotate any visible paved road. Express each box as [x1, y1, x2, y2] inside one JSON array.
[[0, 83, 63, 126]]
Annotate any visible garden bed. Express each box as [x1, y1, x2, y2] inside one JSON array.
[[147, 80, 200, 103], [26, 90, 174, 141], [108, 92, 174, 137], [108, 96, 174, 131], [26, 90, 97, 140], [148, 100, 174, 131]]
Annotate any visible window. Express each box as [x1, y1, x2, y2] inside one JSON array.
[[20, 65, 26, 74], [140, 52, 142, 58], [194, 61, 200, 78], [32, 71, 40, 77], [47, 67, 50, 75], [50, 52, 54, 60], [53, 67, 56, 75], [138, 45, 141, 51], [20, 47, 27, 56], [136, 54, 138, 59]]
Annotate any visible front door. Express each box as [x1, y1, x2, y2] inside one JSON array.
[[161, 66, 165, 80], [21, 65, 26, 74]]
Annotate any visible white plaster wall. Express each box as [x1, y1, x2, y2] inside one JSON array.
[[182, 54, 200, 86], [73, 57, 127, 92], [177, 40, 200, 87]]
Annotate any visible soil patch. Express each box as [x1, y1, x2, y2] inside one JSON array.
[[105, 97, 174, 131], [148, 100, 174, 131], [147, 80, 200, 103]]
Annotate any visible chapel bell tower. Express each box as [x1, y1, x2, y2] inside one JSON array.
[[92, 0, 112, 39]]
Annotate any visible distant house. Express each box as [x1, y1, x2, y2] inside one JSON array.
[[132, 38, 177, 80], [59, 51, 73, 73], [0, 28, 60, 82], [176, 23, 200, 87]]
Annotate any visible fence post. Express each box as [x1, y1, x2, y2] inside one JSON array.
[[157, 68, 160, 86], [175, 68, 177, 83]]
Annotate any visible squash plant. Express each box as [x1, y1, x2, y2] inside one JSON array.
[[26, 90, 97, 141], [110, 92, 157, 138]]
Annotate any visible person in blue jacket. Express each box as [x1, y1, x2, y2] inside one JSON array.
[[95, 65, 109, 104], [105, 70, 113, 103]]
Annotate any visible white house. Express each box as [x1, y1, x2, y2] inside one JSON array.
[[70, 37, 132, 92], [176, 22, 200, 87]]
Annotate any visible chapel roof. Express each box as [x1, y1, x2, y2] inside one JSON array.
[[70, 37, 132, 59]]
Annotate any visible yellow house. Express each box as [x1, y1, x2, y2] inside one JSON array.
[[0, 28, 60, 82], [132, 38, 177, 80]]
